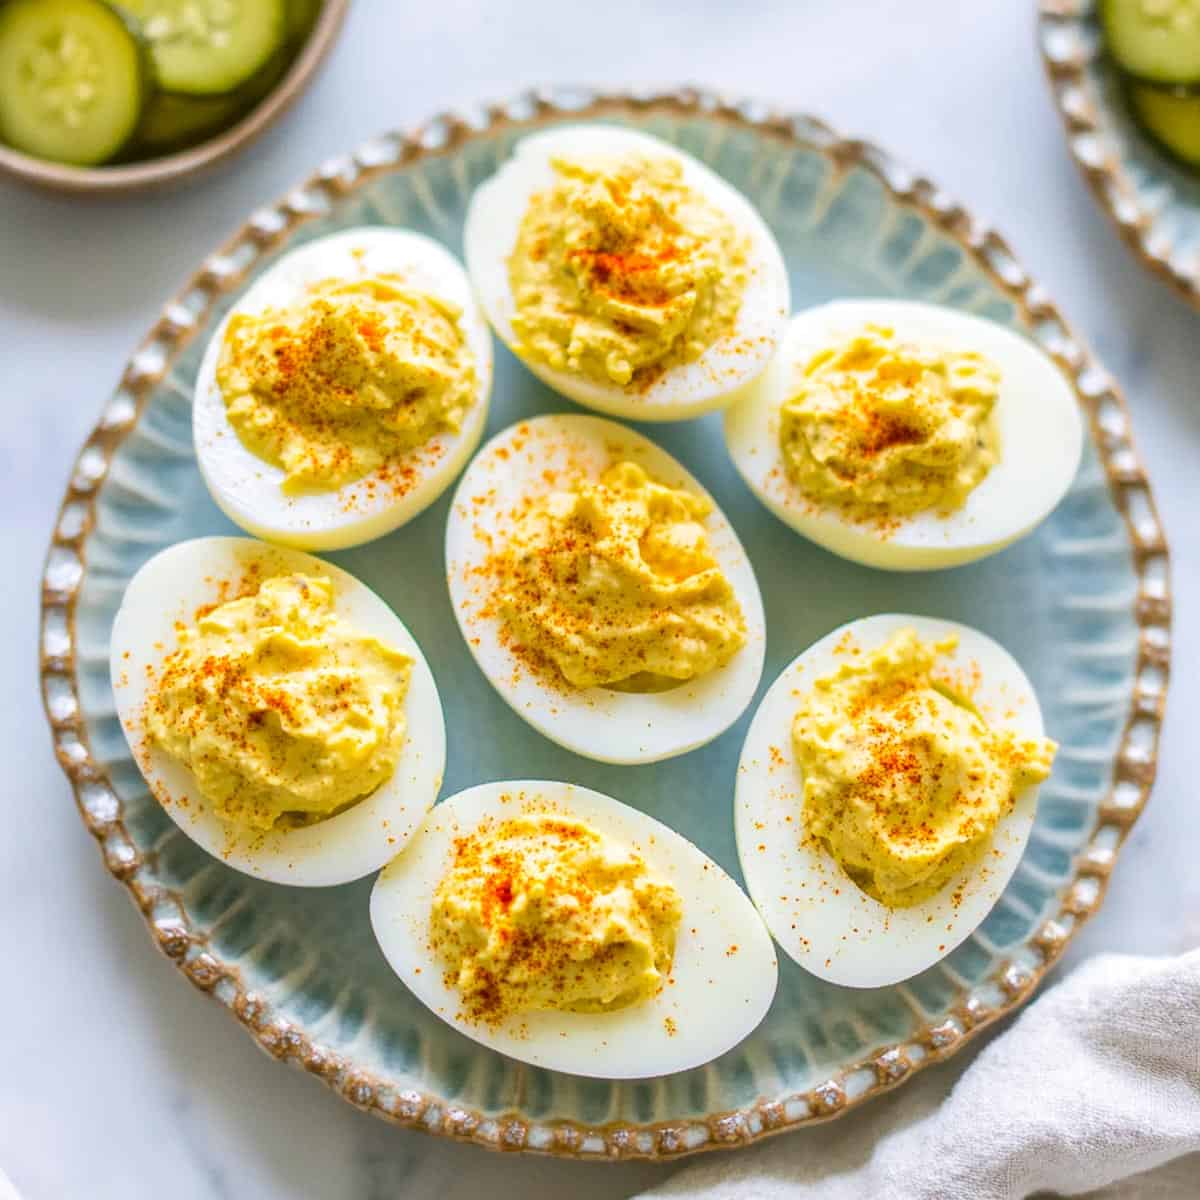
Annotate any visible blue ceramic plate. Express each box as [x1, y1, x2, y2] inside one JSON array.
[[1040, 0, 1200, 306], [41, 89, 1169, 1160]]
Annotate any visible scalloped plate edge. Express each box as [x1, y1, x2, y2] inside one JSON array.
[[1038, 0, 1200, 306]]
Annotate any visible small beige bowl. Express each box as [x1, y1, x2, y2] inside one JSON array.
[[0, 0, 349, 196]]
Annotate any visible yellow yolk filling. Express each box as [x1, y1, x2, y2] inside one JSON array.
[[487, 460, 747, 690], [779, 325, 1000, 519], [792, 629, 1055, 908], [508, 153, 749, 388], [218, 275, 476, 492], [430, 814, 682, 1024], [145, 573, 411, 831]]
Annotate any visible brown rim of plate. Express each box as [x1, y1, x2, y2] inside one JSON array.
[[1038, 0, 1200, 308], [39, 87, 1171, 1161], [0, 0, 350, 196]]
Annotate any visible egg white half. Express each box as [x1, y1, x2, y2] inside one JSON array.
[[194, 228, 493, 551], [445, 413, 766, 764], [735, 613, 1047, 988], [109, 536, 446, 887], [464, 124, 790, 421], [370, 780, 778, 1078], [723, 300, 1084, 570]]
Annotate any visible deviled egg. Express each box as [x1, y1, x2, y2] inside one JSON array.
[[445, 413, 766, 764], [110, 537, 445, 886], [724, 300, 1083, 570], [735, 613, 1055, 988], [464, 124, 789, 421], [371, 780, 778, 1078], [194, 228, 493, 551]]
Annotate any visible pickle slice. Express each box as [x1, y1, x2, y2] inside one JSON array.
[[1103, 0, 1200, 86], [120, 0, 284, 96], [0, 0, 146, 166], [135, 89, 240, 149], [1128, 81, 1200, 166], [286, 0, 322, 45]]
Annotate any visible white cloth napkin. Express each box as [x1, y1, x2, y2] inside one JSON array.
[[636, 950, 1200, 1200]]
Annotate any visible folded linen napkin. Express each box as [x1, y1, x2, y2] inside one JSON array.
[[636, 951, 1200, 1200]]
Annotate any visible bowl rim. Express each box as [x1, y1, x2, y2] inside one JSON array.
[[38, 86, 1172, 1161], [0, 0, 350, 195], [1038, 0, 1200, 308]]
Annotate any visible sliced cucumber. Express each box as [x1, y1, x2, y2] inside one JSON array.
[[1103, 0, 1200, 85], [135, 25, 294, 151], [119, 0, 285, 96], [1128, 80, 1200, 166], [135, 89, 240, 148], [235, 42, 289, 107], [0, 0, 146, 166], [285, 0, 322, 45]]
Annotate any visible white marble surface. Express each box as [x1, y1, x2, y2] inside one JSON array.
[[2, 2, 1197, 1197]]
